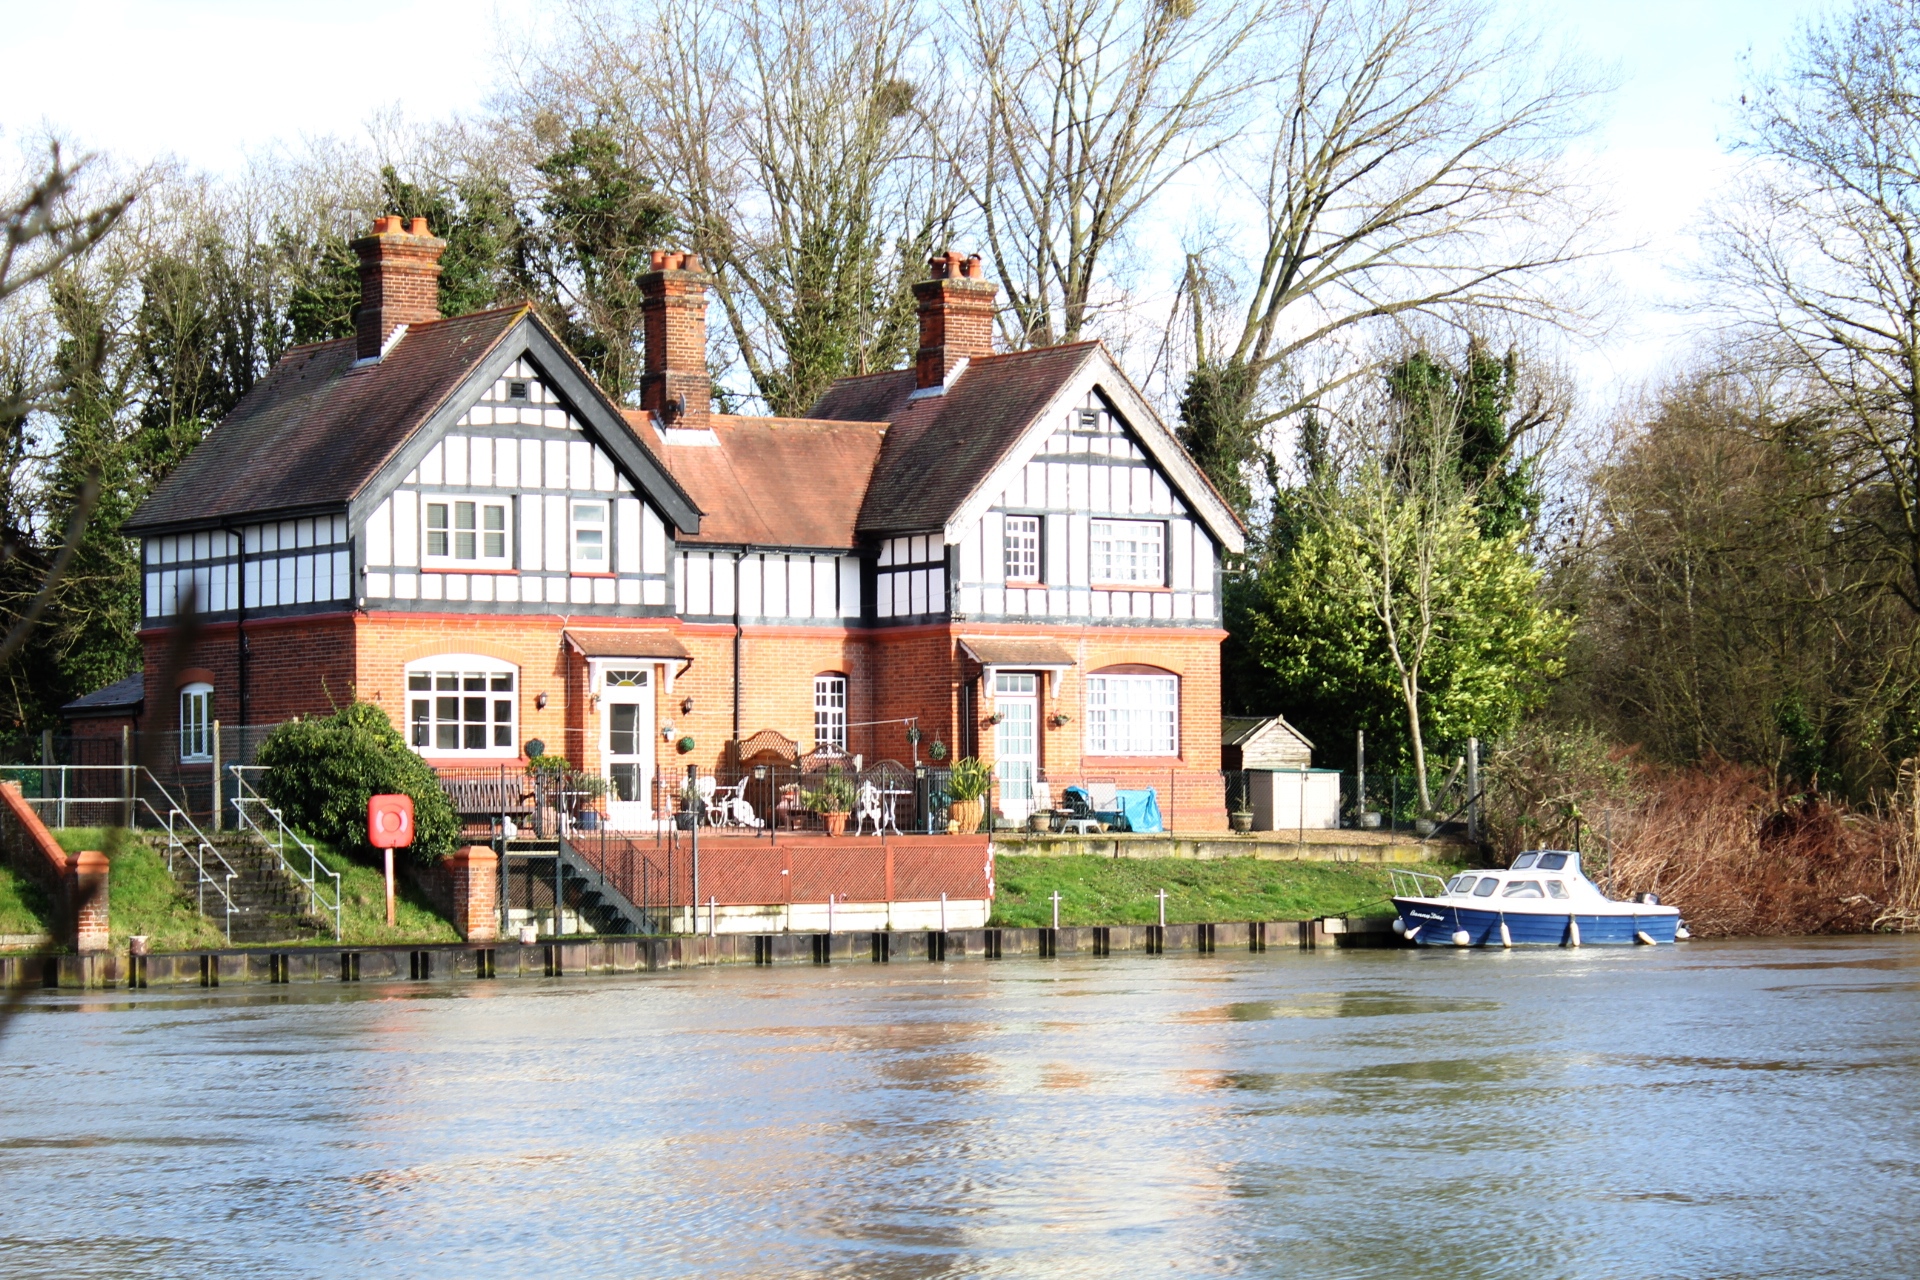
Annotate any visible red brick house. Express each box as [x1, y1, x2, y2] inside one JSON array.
[[109, 218, 1245, 828]]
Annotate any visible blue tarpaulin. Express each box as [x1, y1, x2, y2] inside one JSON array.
[[1113, 788, 1163, 833]]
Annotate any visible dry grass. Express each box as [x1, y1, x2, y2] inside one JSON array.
[[1595, 764, 1912, 937]]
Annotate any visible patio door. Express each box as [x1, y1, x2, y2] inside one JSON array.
[[601, 667, 655, 830], [994, 672, 1038, 820]]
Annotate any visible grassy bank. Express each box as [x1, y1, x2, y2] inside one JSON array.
[[0, 863, 51, 938], [989, 854, 1453, 928], [46, 827, 458, 949]]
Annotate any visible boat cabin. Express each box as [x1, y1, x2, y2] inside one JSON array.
[[1439, 851, 1604, 903]]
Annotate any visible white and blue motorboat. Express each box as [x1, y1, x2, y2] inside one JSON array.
[[1388, 850, 1688, 947]]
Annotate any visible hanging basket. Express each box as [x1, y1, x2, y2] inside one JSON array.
[[677, 735, 696, 754]]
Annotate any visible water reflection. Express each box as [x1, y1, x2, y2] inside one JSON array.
[[1, 937, 1916, 1279]]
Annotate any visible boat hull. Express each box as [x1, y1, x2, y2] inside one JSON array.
[[1392, 898, 1680, 946]]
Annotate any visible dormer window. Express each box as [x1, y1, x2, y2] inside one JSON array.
[[508, 380, 529, 402]]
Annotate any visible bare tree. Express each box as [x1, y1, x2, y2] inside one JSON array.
[[1177, 0, 1602, 513], [514, 0, 957, 414], [1713, 0, 1920, 616], [952, 0, 1273, 349]]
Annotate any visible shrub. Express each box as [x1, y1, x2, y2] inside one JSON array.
[[947, 756, 991, 802], [256, 701, 459, 865]]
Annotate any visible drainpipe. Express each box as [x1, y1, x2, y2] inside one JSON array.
[[733, 549, 744, 756], [226, 521, 249, 730]]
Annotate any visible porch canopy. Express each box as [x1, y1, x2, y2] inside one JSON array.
[[959, 636, 1075, 696], [563, 628, 693, 694]]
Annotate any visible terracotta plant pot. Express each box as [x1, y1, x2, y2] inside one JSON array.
[[823, 810, 849, 837], [948, 798, 983, 833]]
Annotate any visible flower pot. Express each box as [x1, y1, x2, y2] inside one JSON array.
[[823, 810, 849, 837], [949, 797, 983, 833], [1414, 818, 1437, 837], [1359, 812, 1382, 829], [1230, 810, 1254, 833], [1027, 811, 1053, 833]]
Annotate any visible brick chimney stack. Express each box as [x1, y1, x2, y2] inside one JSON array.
[[914, 251, 996, 389], [639, 250, 711, 428], [350, 216, 446, 360]]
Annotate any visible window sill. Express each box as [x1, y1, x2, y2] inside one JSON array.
[[421, 566, 517, 575], [1091, 583, 1171, 592], [1080, 755, 1184, 767], [569, 570, 617, 579]]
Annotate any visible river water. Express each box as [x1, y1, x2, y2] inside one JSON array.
[[1, 937, 1916, 1279]]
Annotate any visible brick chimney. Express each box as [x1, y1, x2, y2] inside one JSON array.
[[639, 250, 711, 427], [350, 216, 446, 360], [914, 251, 996, 389]]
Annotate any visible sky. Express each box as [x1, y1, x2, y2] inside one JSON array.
[[0, 0, 1825, 409]]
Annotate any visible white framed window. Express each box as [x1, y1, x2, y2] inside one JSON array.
[[179, 682, 213, 762], [1086, 673, 1178, 756], [571, 500, 609, 571], [406, 656, 519, 756], [1091, 520, 1165, 586], [425, 499, 510, 567], [814, 673, 848, 752], [1004, 515, 1041, 582]]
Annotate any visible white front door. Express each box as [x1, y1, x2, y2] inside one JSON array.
[[601, 668, 655, 830], [994, 672, 1038, 821]]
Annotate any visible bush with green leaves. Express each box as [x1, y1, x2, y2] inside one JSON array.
[[947, 756, 991, 802], [256, 702, 459, 865]]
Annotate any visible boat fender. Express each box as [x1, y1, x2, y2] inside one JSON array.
[[1638, 892, 1661, 906], [1675, 925, 1691, 941], [1392, 917, 1407, 936], [1499, 921, 1512, 948], [1567, 916, 1581, 948], [1635, 930, 1656, 946], [1403, 925, 1422, 942], [1452, 929, 1471, 947]]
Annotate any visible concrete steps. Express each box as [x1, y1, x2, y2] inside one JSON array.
[[170, 834, 327, 944]]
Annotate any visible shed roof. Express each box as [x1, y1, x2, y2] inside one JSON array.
[[61, 672, 144, 717]]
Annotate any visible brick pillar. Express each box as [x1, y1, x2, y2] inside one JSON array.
[[445, 845, 499, 942], [68, 850, 109, 953]]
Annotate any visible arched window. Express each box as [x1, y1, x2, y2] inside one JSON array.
[[1085, 665, 1178, 756], [814, 673, 848, 752], [405, 655, 520, 757], [179, 682, 213, 763]]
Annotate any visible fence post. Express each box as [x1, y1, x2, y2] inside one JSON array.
[[1356, 729, 1366, 827], [121, 725, 134, 828], [1466, 738, 1480, 842], [210, 720, 222, 832]]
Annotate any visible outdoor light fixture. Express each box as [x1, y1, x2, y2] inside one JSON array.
[[535, 692, 549, 709], [681, 695, 695, 715]]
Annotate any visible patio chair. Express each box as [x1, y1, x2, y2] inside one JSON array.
[[1086, 782, 1127, 832], [697, 775, 724, 826], [853, 780, 884, 836], [1058, 786, 1102, 835]]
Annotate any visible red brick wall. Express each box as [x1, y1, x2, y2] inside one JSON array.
[[640, 255, 712, 427], [351, 217, 445, 360], [139, 614, 357, 734]]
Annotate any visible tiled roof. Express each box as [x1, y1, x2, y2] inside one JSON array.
[[645, 413, 889, 550], [127, 308, 527, 532], [810, 344, 1099, 536], [959, 637, 1076, 668], [62, 672, 144, 716]]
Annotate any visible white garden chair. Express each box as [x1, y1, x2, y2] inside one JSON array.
[[853, 780, 884, 836]]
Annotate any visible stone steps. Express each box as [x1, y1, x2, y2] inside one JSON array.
[[168, 834, 328, 943]]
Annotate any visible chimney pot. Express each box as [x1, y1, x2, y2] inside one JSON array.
[[409, 217, 429, 236]]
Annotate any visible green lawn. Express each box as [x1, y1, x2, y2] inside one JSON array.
[[310, 840, 460, 947], [989, 854, 1453, 927]]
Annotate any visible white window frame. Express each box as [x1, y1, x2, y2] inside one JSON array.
[[179, 682, 213, 763], [571, 499, 610, 572], [405, 655, 520, 758], [1091, 519, 1165, 586], [424, 498, 511, 568], [1085, 673, 1178, 756], [814, 673, 848, 752], [1004, 515, 1041, 583]]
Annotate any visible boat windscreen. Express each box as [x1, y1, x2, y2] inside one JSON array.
[[1502, 880, 1545, 898], [1472, 878, 1499, 897], [1538, 852, 1569, 871], [1512, 853, 1538, 869], [1447, 876, 1475, 895]]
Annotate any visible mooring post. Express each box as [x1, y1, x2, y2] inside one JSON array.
[[1466, 738, 1480, 842], [210, 720, 222, 832], [1157, 888, 1167, 927], [1050, 890, 1062, 929]]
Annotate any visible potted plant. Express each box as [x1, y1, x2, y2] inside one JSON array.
[[804, 766, 856, 836], [945, 756, 991, 834], [1230, 809, 1254, 833]]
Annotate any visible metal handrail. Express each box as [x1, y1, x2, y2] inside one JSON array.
[[1387, 867, 1451, 899], [228, 768, 342, 941], [2, 762, 240, 943]]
